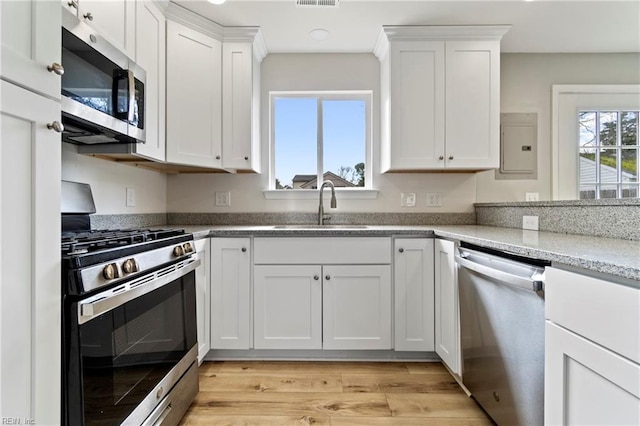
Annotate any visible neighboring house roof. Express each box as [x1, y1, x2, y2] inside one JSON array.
[[292, 171, 356, 189], [580, 156, 636, 184]]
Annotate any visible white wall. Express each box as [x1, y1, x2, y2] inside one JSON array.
[[167, 53, 478, 213], [476, 53, 640, 202], [61, 143, 167, 214]]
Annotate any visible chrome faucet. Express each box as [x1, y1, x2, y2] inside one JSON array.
[[318, 181, 337, 225]]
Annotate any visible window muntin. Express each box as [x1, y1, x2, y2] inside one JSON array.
[[578, 110, 639, 199], [271, 92, 370, 190]]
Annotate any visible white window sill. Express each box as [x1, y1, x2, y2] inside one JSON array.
[[263, 189, 379, 200]]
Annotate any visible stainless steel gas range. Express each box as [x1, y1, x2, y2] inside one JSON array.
[[61, 181, 199, 426]]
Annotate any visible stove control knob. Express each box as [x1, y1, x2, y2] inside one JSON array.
[[183, 242, 194, 253], [173, 245, 185, 257], [122, 258, 138, 274], [103, 263, 119, 280]]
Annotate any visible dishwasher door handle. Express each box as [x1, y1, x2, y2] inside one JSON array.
[[455, 254, 544, 295]]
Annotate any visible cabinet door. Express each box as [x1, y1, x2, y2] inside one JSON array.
[[76, 0, 135, 58], [394, 239, 435, 351], [1, 81, 61, 424], [254, 265, 322, 350], [133, 1, 165, 161], [445, 40, 500, 169], [166, 21, 223, 168], [222, 42, 259, 171], [194, 239, 210, 363], [211, 238, 251, 350], [546, 322, 640, 426], [434, 239, 459, 373], [387, 41, 445, 171], [1, 0, 61, 99], [323, 265, 392, 350]]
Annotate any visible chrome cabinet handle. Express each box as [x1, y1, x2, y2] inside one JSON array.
[[448, 156, 454, 160], [438, 156, 444, 160], [241, 247, 247, 253], [47, 121, 64, 133], [244, 156, 249, 161], [47, 62, 64, 76], [67, 1, 77, 9], [83, 12, 93, 21], [313, 275, 319, 280], [398, 248, 404, 253], [325, 275, 331, 280], [216, 155, 221, 160]]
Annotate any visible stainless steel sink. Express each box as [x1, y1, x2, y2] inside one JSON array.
[[271, 224, 370, 229]]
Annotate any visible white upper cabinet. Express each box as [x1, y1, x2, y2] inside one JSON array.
[[166, 20, 223, 168], [63, 0, 136, 58], [133, 0, 166, 161], [221, 32, 266, 172], [375, 26, 509, 171], [1, 0, 62, 99]]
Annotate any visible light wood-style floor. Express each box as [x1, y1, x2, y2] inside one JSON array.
[[179, 361, 494, 425]]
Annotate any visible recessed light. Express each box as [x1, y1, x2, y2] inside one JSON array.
[[310, 28, 330, 41], [207, 0, 226, 4]]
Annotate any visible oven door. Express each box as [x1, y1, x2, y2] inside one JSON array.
[[63, 258, 199, 426]]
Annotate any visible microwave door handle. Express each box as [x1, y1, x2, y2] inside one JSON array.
[[112, 69, 128, 120], [127, 69, 135, 124]]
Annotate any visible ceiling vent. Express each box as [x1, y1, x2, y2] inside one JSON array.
[[296, 0, 340, 8]]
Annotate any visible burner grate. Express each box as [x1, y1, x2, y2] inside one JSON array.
[[61, 229, 186, 256]]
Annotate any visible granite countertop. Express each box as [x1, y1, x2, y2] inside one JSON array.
[[171, 224, 640, 282]]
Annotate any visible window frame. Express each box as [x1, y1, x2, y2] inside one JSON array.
[[266, 90, 375, 197], [551, 84, 640, 200]]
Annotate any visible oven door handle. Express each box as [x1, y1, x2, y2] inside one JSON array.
[[78, 257, 200, 324]]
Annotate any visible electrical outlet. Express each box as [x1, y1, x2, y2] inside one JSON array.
[[400, 192, 416, 207], [525, 192, 540, 202], [523, 215, 539, 231], [425, 193, 442, 207], [126, 187, 136, 207], [215, 191, 230, 206]]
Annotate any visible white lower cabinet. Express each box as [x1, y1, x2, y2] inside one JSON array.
[[394, 238, 435, 351], [434, 239, 459, 374], [545, 267, 640, 425], [254, 265, 322, 350], [210, 238, 251, 350], [1, 81, 61, 423], [194, 239, 210, 363], [323, 265, 392, 350], [546, 322, 640, 426]]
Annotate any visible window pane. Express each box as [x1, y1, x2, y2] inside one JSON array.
[[579, 111, 597, 147], [322, 100, 366, 187], [621, 111, 638, 146], [579, 184, 596, 200], [579, 148, 597, 184], [599, 184, 618, 199], [274, 98, 317, 189], [621, 148, 637, 181], [598, 148, 618, 183], [599, 112, 618, 146]]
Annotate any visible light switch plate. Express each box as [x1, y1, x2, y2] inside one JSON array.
[[523, 215, 539, 231], [401, 192, 416, 207], [126, 187, 135, 207]]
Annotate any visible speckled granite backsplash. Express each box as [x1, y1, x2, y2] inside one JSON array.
[[475, 199, 640, 241], [167, 212, 476, 226], [90, 213, 168, 229]]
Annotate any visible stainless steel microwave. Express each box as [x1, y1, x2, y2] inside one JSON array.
[[61, 11, 145, 144]]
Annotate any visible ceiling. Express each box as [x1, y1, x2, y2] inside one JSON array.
[[173, 0, 640, 54]]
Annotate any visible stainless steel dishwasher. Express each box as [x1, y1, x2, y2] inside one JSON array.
[[456, 244, 548, 426]]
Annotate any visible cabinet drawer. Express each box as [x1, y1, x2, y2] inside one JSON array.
[[546, 267, 640, 364], [254, 237, 391, 264]]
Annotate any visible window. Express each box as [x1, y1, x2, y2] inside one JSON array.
[[578, 110, 639, 199], [270, 92, 371, 190]]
